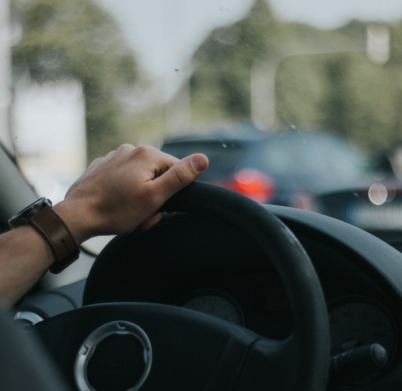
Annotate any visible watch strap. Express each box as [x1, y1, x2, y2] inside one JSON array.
[[29, 206, 80, 274]]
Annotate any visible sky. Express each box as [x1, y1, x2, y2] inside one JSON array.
[[95, 0, 402, 82], [96, 0, 252, 79]]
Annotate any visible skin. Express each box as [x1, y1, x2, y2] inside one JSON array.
[[0, 145, 209, 305]]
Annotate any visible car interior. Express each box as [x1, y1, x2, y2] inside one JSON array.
[[2, 135, 402, 390], [2, 1, 402, 390]]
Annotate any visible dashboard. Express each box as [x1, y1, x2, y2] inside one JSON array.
[[18, 205, 402, 390]]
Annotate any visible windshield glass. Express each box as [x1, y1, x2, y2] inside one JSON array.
[[2, 0, 402, 279]]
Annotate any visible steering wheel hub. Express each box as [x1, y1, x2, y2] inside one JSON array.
[[74, 321, 152, 391]]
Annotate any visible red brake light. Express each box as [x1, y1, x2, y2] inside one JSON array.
[[226, 169, 275, 202]]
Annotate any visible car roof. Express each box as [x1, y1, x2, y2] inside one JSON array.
[[162, 129, 344, 146]]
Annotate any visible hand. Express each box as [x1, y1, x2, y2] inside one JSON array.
[[53, 145, 208, 243]]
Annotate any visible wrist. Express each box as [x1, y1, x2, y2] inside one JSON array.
[[7, 199, 82, 275], [53, 201, 94, 244]]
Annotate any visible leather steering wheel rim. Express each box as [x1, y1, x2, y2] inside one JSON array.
[[166, 182, 330, 390], [36, 182, 330, 391]]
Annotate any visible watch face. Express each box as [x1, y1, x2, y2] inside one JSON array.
[[22, 198, 51, 215], [8, 198, 52, 228]]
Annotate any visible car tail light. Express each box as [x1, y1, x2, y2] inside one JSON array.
[[226, 169, 275, 202]]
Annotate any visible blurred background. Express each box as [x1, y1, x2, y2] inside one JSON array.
[[3, 0, 402, 259]]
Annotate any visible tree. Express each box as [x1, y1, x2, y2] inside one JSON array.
[[190, 0, 281, 123], [11, 0, 138, 161], [189, 0, 402, 153], [276, 48, 402, 152], [190, 0, 358, 125]]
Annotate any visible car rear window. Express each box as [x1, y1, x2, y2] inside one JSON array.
[[246, 137, 368, 182]]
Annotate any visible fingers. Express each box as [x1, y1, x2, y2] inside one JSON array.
[[65, 144, 208, 237], [138, 151, 205, 230], [153, 153, 209, 199]]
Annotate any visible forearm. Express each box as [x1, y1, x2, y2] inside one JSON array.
[[0, 203, 88, 305], [0, 145, 208, 306], [0, 225, 55, 305]]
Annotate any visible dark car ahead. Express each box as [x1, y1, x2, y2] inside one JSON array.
[[161, 130, 402, 234]]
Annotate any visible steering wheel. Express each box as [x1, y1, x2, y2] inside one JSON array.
[[32, 182, 330, 391]]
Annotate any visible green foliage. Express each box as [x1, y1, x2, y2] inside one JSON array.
[[275, 54, 328, 128], [11, 0, 138, 161], [276, 51, 402, 152], [191, 0, 280, 122], [190, 0, 354, 125], [190, 0, 402, 153]]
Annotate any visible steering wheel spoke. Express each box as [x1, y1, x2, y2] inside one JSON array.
[[233, 335, 302, 391], [34, 303, 261, 391]]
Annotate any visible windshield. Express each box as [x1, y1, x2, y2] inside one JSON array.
[[2, 0, 402, 276]]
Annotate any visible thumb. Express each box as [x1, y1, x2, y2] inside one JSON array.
[[154, 154, 208, 198]]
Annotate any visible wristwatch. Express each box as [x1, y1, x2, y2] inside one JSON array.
[[8, 198, 80, 274]]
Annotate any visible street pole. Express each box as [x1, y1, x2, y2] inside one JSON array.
[[250, 44, 365, 132], [0, 0, 13, 153]]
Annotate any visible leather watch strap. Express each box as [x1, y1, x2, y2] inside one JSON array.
[[29, 206, 80, 274]]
